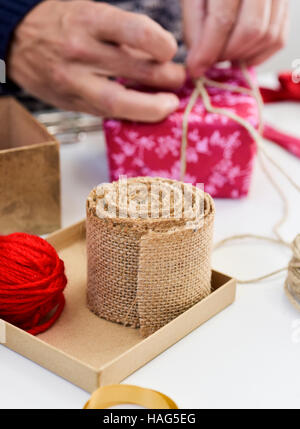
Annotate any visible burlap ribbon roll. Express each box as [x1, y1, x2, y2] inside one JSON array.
[[86, 177, 215, 336]]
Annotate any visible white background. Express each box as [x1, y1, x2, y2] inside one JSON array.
[[1, 1, 300, 410]]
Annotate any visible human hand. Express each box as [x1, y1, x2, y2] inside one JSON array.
[[182, 0, 289, 78], [8, 0, 185, 122]]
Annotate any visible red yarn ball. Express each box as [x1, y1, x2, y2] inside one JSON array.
[[0, 233, 67, 335]]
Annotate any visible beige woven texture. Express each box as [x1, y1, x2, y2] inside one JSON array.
[[86, 177, 215, 336]]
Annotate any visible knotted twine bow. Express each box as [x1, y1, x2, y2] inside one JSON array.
[[180, 64, 300, 311]]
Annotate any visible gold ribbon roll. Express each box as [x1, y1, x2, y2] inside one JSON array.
[[86, 177, 215, 336], [84, 384, 178, 409]]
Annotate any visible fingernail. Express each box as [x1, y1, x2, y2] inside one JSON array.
[[188, 64, 206, 79], [194, 67, 206, 78], [165, 95, 180, 112], [187, 54, 206, 79]]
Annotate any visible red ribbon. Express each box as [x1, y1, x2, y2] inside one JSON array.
[[263, 124, 300, 159], [260, 72, 300, 103], [260, 72, 300, 159]]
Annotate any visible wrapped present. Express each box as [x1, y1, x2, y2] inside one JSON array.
[[104, 66, 259, 199]]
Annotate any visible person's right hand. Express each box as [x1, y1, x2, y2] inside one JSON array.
[[8, 0, 185, 122], [183, 0, 289, 78]]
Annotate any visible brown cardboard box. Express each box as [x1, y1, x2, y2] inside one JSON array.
[[0, 220, 236, 392], [0, 97, 61, 235]]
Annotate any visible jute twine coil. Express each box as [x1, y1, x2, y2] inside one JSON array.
[[181, 63, 300, 311], [86, 177, 214, 336]]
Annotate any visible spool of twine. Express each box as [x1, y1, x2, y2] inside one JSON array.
[[180, 63, 300, 310], [86, 177, 215, 336]]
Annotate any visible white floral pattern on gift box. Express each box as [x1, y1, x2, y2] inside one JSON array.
[[104, 67, 259, 199]]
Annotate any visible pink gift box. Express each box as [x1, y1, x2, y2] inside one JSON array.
[[104, 66, 259, 199]]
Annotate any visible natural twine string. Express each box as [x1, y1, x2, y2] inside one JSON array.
[[180, 64, 300, 310]]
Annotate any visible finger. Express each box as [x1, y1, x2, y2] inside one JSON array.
[[243, 0, 288, 60], [246, 44, 282, 67], [222, 0, 272, 61], [87, 3, 178, 62], [187, 0, 241, 78], [246, 2, 289, 67], [79, 40, 186, 90], [181, 0, 206, 48], [73, 73, 180, 122]]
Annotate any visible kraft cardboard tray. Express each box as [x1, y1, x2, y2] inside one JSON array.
[[0, 221, 236, 393]]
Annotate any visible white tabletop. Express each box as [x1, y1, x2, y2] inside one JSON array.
[[1, 76, 300, 409]]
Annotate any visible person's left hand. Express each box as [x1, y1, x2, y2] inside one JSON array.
[[182, 0, 289, 78]]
